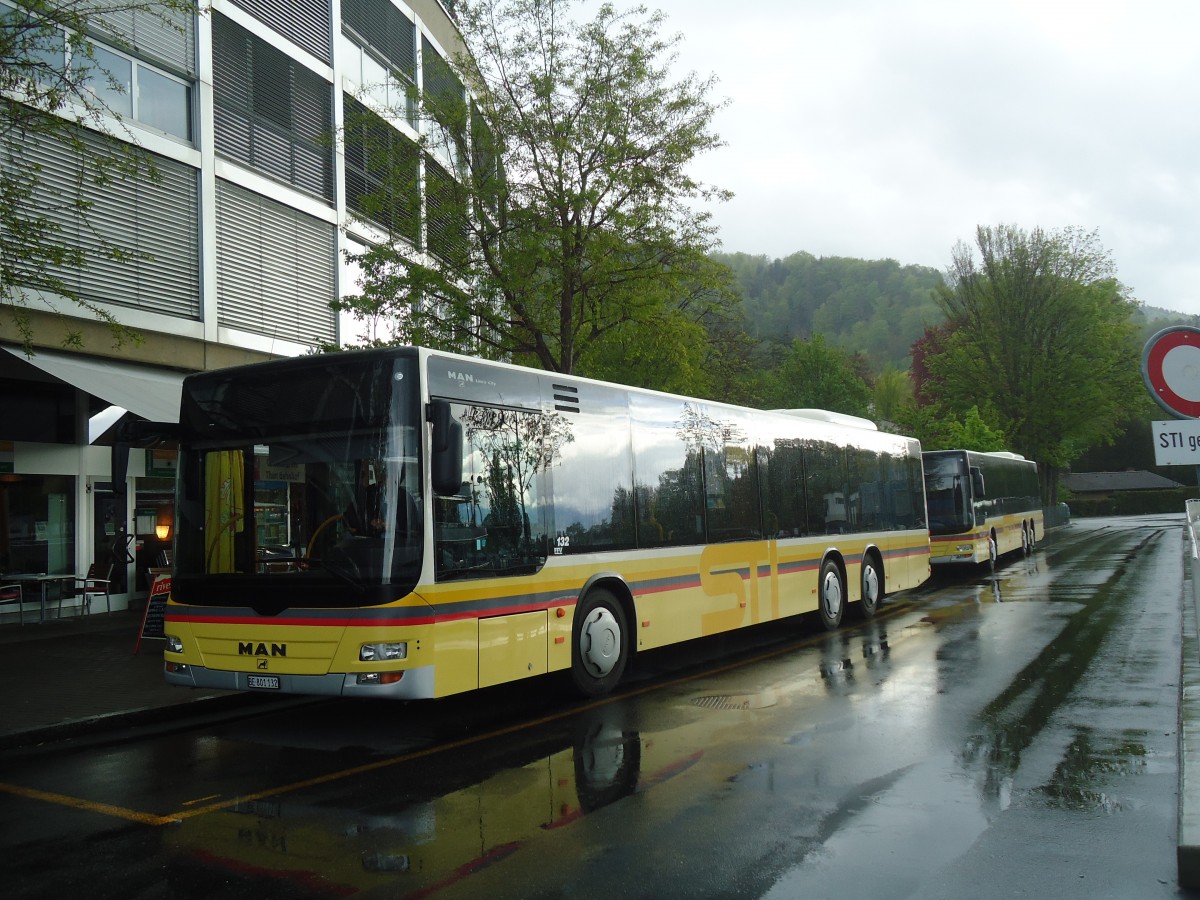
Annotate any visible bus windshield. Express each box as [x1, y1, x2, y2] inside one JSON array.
[[923, 453, 973, 535], [172, 352, 422, 610]]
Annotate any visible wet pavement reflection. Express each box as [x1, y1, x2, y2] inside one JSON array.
[[0, 515, 1189, 898]]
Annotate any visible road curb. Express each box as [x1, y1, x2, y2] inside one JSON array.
[[0, 691, 313, 753], [1179, 521, 1200, 887]]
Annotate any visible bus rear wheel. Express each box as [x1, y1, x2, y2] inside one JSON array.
[[855, 553, 882, 620], [818, 559, 845, 631], [571, 588, 629, 698]]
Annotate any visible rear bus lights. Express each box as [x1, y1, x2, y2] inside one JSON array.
[[360, 642, 407, 662]]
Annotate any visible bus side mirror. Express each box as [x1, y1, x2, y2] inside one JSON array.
[[428, 400, 464, 496], [970, 466, 986, 497]]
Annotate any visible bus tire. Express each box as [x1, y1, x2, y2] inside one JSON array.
[[818, 558, 845, 631], [571, 588, 629, 698], [856, 552, 882, 620]]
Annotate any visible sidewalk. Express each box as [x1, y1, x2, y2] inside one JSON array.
[[0, 606, 264, 750]]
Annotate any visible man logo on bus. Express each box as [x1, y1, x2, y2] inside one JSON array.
[[447, 370, 475, 384], [239, 641, 287, 657]]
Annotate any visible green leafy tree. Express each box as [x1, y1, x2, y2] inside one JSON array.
[[339, 0, 735, 380], [757, 334, 872, 417], [0, 0, 195, 354], [871, 364, 913, 429], [941, 405, 1007, 452], [927, 224, 1143, 502]]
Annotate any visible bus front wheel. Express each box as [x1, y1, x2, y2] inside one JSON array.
[[571, 589, 629, 698], [818, 559, 845, 631]]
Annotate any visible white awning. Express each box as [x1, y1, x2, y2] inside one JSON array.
[[6, 347, 185, 423]]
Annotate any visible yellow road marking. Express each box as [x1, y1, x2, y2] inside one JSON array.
[[0, 782, 178, 826], [180, 794, 222, 806]]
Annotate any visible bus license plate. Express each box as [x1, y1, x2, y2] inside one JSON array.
[[247, 675, 280, 690]]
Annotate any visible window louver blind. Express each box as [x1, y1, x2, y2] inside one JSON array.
[[3, 130, 200, 318], [212, 14, 333, 201], [84, 3, 196, 75], [228, 0, 331, 64], [343, 95, 421, 246], [425, 155, 469, 267], [215, 179, 337, 346], [421, 36, 462, 110]]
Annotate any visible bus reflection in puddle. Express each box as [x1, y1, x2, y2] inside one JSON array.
[[165, 713, 677, 896]]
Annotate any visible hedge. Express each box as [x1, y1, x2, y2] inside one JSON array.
[[1062, 488, 1196, 518]]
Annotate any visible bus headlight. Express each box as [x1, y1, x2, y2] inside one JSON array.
[[166, 635, 184, 653], [360, 642, 407, 662]]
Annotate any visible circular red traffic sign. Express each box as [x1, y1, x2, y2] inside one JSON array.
[[1143, 326, 1200, 418]]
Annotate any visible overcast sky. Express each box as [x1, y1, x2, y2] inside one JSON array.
[[603, 0, 1200, 315]]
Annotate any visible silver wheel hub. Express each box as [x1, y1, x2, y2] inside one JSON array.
[[823, 570, 843, 618], [580, 607, 621, 678], [863, 565, 879, 604]]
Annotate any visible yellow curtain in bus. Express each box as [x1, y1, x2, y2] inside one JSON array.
[[205, 450, 245, 573]]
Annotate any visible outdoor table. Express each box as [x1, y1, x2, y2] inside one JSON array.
[[7, 573, 81, 623]]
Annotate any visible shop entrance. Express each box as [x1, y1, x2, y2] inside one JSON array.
[[91, 483, 129, 593]]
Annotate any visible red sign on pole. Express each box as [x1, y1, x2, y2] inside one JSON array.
[[1143, 326, 1200, 419]]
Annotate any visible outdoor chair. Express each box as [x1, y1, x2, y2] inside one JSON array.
[[76, 563, 114, 615], [0, 582, 23, 624]]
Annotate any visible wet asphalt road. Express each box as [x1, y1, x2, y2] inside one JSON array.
[[0, 514, 1192, 899]]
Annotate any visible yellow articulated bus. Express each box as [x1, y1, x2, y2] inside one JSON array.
[[922, 449, 1043, 567], [163, 347, 930, 699]]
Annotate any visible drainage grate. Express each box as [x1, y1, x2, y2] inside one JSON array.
[[690, 693, 775, 711]]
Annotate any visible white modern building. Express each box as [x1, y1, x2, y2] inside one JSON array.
[[0, 0, 469, 616]]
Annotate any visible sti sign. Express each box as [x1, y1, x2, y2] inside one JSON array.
[[1143, 326, 1200, 419], [1153, 419, 1200, 466]]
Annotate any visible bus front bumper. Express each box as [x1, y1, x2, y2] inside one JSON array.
[[163, 661, 437, 699]]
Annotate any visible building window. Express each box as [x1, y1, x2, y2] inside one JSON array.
[[78, 44, 133, 117], [341, 0, 417, 129], [212, 13, 334, 201], [0, 475, 76, 577], [0, 0, 192, 141], [137, 65, 189, 139], [77, 44, 192, 140]]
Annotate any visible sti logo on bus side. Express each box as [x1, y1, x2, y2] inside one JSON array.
[[239, 642, 287, 657]]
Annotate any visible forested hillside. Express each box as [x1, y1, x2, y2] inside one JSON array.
[[1137, 304, 1200, 336], [714, 252, 945, 370]]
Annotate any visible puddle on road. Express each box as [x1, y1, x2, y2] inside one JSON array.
[[1034, 727, 1152, 814]]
